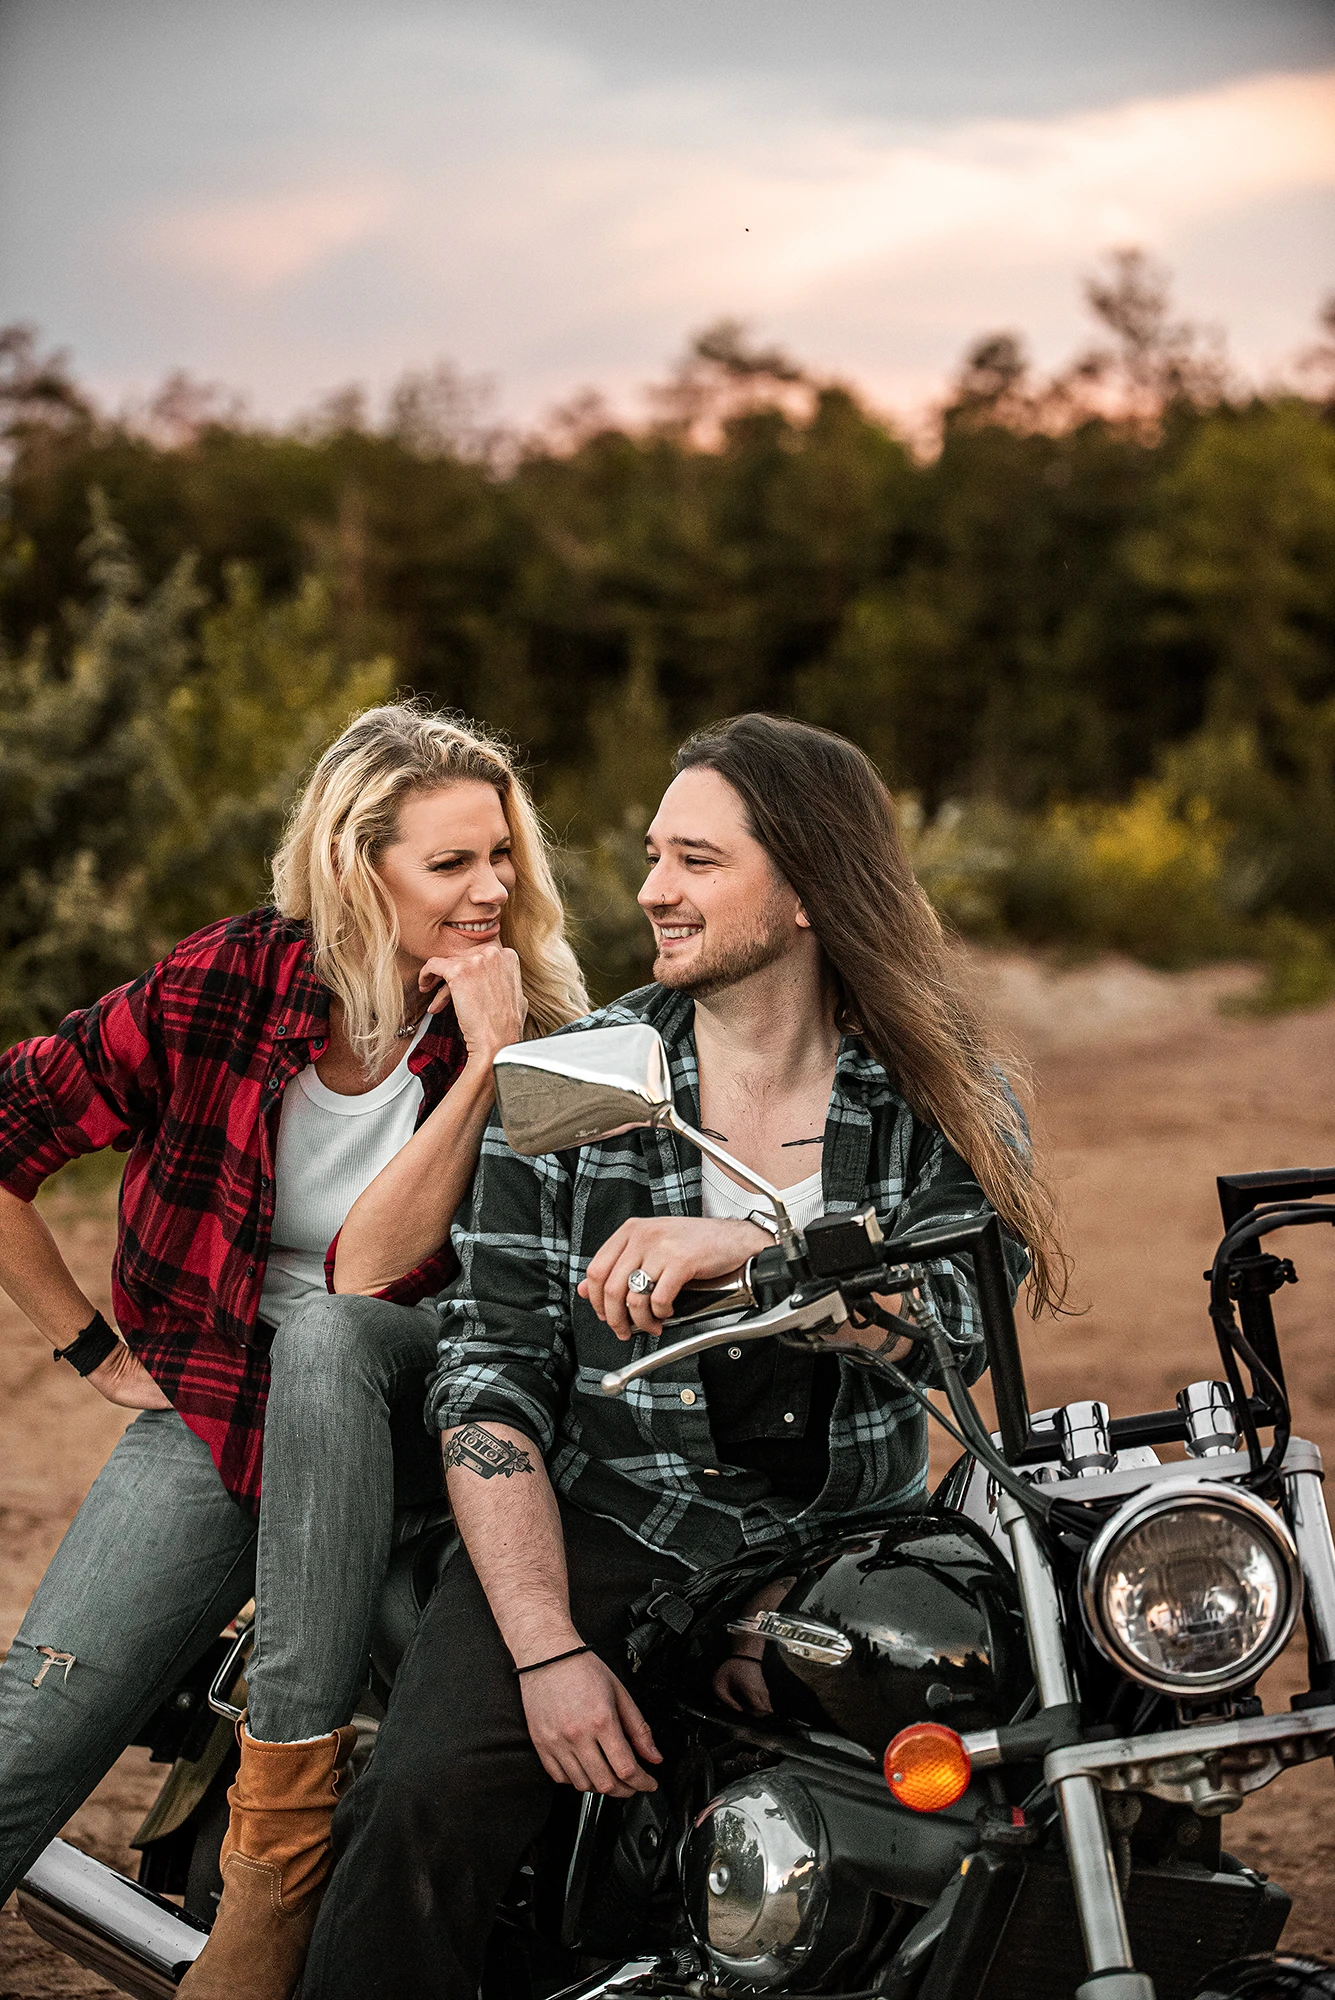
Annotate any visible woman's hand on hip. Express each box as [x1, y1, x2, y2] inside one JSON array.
[[579, 1216, 772, 1341], [419, 945, 527, 1064], [87, 1341, 172, 1409]]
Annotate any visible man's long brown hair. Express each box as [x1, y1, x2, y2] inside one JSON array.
[[675, 714, 1068, 1317]]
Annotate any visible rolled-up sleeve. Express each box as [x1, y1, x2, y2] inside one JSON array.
[[321, 1229, 459, 1305], [0, 971, 165, 1200], [425, 1112, 576, 1455]]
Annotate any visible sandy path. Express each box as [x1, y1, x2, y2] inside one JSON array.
[[1, 950, 1333, 1989]]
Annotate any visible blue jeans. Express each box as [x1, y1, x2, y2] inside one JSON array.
[[0, 1293, 444, 1904]]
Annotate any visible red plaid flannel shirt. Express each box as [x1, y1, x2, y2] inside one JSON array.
[[0, 906, 466, 1509]]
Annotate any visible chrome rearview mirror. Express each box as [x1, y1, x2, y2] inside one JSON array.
[[493, 1023, 672, 1154], [492, 1024, 799, 1256]]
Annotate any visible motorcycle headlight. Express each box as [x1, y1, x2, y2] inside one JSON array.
[[683, 1773, 828, 1986], [1081, 1482, 1302, 1695]]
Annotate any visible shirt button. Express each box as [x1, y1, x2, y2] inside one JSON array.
[[783, 1411, 796, 1424], [680, 1389, 697, 1406], [728, 1346, 743, 1361], [247, 1264, 257, 1277], [275, 1025, 286, 1037]]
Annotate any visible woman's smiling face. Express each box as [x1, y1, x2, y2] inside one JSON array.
[[375, 781, 517, 970]]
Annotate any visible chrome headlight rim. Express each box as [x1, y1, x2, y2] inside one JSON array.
[[1080, 1479, 1302, 1696]]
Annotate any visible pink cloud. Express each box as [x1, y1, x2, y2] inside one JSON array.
[[137, 183, 396, 290]]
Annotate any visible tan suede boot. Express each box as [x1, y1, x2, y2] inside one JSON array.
[[178, 1722, 356, 2000]]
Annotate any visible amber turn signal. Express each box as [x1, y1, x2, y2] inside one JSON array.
[[883, 1723, 972, 1812]]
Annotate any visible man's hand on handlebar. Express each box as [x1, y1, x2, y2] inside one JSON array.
[[580, 1217, 773, 1341]]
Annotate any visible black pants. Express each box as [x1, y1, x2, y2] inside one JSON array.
[[302, 1505, 689, 1999]]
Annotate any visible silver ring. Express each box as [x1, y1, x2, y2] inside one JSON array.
[[627, 1269, 657, 1295]]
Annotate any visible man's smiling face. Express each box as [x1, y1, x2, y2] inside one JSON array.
[[639, 766, 804, 997]]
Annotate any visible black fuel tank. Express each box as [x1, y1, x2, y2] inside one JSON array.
[[740, 1514, 1031, 1758]]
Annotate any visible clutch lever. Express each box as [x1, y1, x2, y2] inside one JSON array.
[[600, 1288, 847, 1397]]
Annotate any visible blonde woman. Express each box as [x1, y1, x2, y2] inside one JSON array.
[[0, 704, 587, 1993]]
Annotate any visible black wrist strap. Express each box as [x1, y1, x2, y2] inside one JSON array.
[[513, 1643, 590, 1678], [53, 1310, 119, 1377]]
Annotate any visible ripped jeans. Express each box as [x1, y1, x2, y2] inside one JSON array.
[[0, 1293, 445, 1906]]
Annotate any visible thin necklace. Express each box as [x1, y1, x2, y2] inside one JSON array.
[[395, 1003, 430, 1039]]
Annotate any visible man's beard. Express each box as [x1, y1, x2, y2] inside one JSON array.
[[653, 901, 793, 999]]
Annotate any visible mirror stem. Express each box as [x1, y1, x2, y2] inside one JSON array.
[[655, 1108, 802, 1263]]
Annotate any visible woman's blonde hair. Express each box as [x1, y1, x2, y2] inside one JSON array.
[[272, 703, 588, 1074]]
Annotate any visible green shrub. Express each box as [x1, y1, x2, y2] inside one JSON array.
[[1004, 786, 1237, 967], [0, 502, 393, 1046], [1232, 915, 1335, 1015]]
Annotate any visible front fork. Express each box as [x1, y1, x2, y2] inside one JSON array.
[[1284, 1466, 1335, 1692], [996, 1490, 1155, 2000]]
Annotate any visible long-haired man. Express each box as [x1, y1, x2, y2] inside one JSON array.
[[303, 713, 1065, 1998]]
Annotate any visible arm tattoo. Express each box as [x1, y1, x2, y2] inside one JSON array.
[[443, 1423, 535, 1479]]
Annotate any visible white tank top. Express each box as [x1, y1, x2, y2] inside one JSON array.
[[259, 1015, 430, 1330], [699, 1153, 825, 1231]]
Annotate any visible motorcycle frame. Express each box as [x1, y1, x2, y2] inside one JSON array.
[[601, 1189, 1335, 1997], [629, 1195, 1335, 1997]]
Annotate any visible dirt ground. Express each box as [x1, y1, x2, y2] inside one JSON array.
[[2, 948, 1333, 1992]]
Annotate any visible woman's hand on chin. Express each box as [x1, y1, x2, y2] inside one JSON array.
[[418, 944, 528, 1063], [579, 1216, 772, 1341], [87, 1342, 172, 1410]]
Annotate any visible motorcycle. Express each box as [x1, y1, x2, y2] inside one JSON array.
[[17, 1020, 1335, 2000]]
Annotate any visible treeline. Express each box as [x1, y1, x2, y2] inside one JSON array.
[[3, 253, 1333, 1041]]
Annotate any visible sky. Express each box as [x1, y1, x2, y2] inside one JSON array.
[[0, 0, 1332, 430]]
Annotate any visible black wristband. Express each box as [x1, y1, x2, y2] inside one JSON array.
[[53, 1310, 120, 1378], [513, 1644, 590, 1678]]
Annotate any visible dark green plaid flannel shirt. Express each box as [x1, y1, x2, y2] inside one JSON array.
[[427, 983, 1029, 1570]]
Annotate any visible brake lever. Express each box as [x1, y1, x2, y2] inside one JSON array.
[[600, 1288, 848, 1397]]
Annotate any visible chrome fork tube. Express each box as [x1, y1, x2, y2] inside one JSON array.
[[996, 1491, 1154, 2000], [1284, 1468, 1335, 1674], [999, 1492, 1078, 1711]]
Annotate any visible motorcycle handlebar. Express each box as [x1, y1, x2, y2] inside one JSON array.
[[598, 1212, 1032, 1464], [599, 1287, 851, 1396]]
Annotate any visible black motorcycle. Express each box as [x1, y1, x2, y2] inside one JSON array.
[[18, 1021, 1335, 2000]]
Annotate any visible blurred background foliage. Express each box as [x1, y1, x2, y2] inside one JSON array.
[[2, 252, 1333, 1039]]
